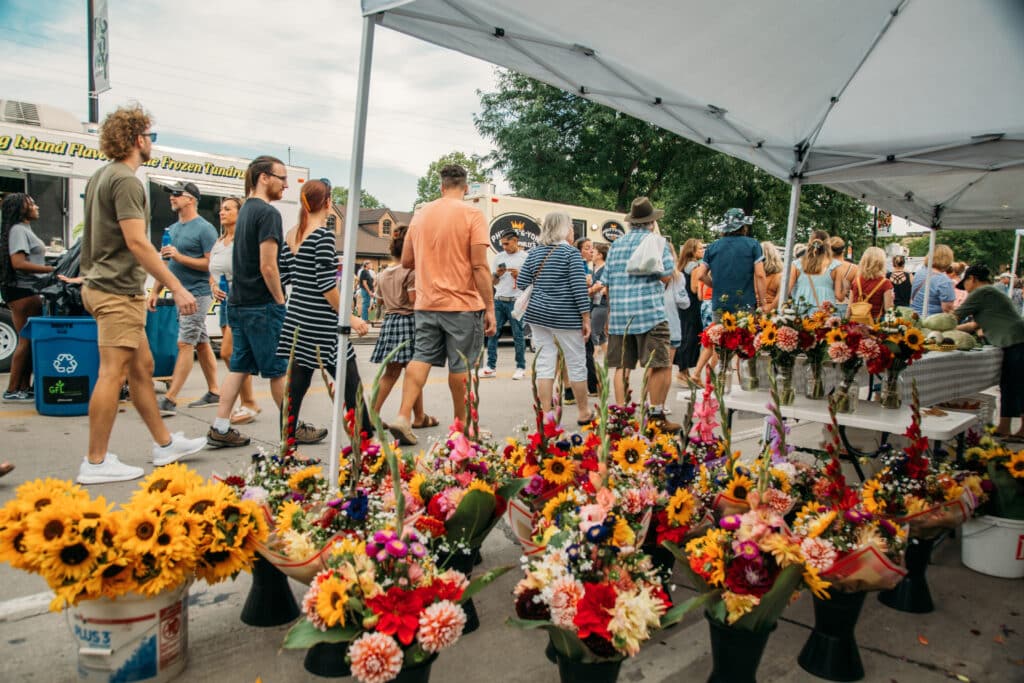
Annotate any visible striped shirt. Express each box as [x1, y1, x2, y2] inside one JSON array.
[[516, 243, 590, 329], [277, 226, 353, 370], [602, 228, 675, 335]]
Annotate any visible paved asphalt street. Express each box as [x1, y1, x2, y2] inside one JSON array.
[[0, 345, 1021, 682]]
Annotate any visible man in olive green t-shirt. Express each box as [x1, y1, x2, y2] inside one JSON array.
[[955, 264, 1024, 442], [76, 104, 206, 486]]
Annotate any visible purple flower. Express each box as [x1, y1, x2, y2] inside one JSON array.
[[386, 540, 408, 558], [410, 542, 427, 558], [374, 529, 396, 544], [525, 475, 545, 496], [720, 514, 742, 531]]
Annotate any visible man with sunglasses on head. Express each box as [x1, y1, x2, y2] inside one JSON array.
[[206, 155, 290, 448], [77, 104, 207, 485], [148, 181, 220, 417]]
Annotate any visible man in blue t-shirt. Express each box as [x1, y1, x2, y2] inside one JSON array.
[[147, 181, 220, 416], [691, 208, 766, 381]]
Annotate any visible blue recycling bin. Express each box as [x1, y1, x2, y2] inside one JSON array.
[[146, 298, 179, 378], [22, 316, 99, 416]]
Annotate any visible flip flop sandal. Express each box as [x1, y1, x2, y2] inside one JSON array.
[[231, 406, 261, 425], [412, 415, 440, 429], [0, 462, 14, 477]]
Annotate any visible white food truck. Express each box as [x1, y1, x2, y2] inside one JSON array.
[[0, 99, 309, 370]]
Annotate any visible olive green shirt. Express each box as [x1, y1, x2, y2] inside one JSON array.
[[81, 161, 148, 295], [955, 284, 1024, 349]]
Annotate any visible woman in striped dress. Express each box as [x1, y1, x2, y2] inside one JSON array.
[[516, 212, 593, 425], [276, 179, 371, 444]]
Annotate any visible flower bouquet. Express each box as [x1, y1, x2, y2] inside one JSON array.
[[874, 311, 926, 409], [825, 320, 882, 413], [798, 303, 835, 400], [755, 308, 803, 404], [700, 310, 755, 395], [0, 465, 267, 610], [962, 431, 1024, 520]]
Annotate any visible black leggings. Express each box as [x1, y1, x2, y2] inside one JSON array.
[[287, 356, 374, 436]]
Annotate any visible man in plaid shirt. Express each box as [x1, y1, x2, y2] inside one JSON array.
[[601, 197, 680, 432]]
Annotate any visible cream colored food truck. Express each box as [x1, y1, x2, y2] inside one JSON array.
[[0, 100, 309, 370]]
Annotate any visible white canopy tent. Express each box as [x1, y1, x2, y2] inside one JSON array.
[[326, 0, 1024, 487]]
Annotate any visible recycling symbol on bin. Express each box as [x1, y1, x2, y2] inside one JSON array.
[[53, 353, 78, 374]]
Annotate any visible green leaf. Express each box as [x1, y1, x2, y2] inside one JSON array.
[[505, 619, 617, 663], [987, 462, 1024, 519], [460, 565, 514, 603], [497, 477, 530, 502], [729, 564, 803, 632], [445, 489, 497, 548], [660, 591, 717, 628], [282, 619, 360, 649]]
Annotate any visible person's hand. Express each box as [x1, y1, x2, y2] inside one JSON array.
[[172, 287, 197, 315], [146, 291, 160, 312], [211, 283, 227, 302], [509, 268, 519, 279], [585, 273, 593, 287], [57, 274, 84, 285], [352, 318, 369, 336], [160, 245, 179, 260], [484, 309, 497, 336], [582, 319, 591, 340]]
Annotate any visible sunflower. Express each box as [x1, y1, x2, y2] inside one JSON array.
[[504, 441, 527, 470], [612, 436, 648, 473], [903, 328, 924, 351], [540, 489, 582, 523], [723, 592, 759, 624], [610, 516, 636, 548], [137, 463, 203, 499], [760, 533, 803, 567], [963, 446, 986, 462], [408, 473, 427, 503], [805, 509, 837, 539], [117, 505, 163, 556], [196, 545, 250, 584], [1006, 451, 1024, 479], [541, 456, 576, 485], [337, 454, 351, 488], [467, 479, 496, 496], [768, 467, 791, 493], [316, 574, 353, 627], [666, 489, 697, 527], [41, 536, 97, 583], [759, 323, 778, 347], [14, 478, 87, 515], [288, 465, 323, 492], [723, 474, 754, 502], [0, 516, 33, 570], [23, 498, 76, 556], [860, 477, 884, 514], [803, 566, 831, 599], [720, 311, 737, 330], [825, 328, 845, 345]]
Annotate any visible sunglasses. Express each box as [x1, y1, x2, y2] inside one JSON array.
[[143, 132, 158, 142], [170, 191, 185, 197], [318, 177, 332, 192], [265, 172, 288, 183]]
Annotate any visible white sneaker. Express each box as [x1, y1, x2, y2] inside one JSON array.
[[152, 432, 207, 467], [479, 367, 497, 378], [77, 453, 144, 485], [512, 368, 526, 381]]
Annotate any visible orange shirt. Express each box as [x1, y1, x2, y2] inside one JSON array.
[[407, 198, 489, 311]]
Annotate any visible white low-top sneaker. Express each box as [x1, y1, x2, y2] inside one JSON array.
[[153, 432, 207, 467], [512, 368, 526, 380], [77, 453, 145, 485], [479, 367, 497, 378]]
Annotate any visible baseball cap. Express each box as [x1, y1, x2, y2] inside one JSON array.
[[957, 264, 991, 290], [164, 181, 201, 201]]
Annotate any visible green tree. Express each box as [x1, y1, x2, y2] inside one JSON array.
[[474, 69, 872, 252], [331, 187, 383, 209], [906, 230, 1017, 272], [415, 151, 490, 206]]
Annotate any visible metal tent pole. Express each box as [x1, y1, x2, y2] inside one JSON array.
[[921, 228, 937, 315], [1010, 229, 1021, 294], [777, 179, 802, 312], [327, 15, 375, 494]]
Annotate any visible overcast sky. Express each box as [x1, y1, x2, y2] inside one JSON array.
[[0, 0, 499, 209]]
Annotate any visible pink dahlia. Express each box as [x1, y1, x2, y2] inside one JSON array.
[[827, 342, 852, 363], [857, 337, 880, 360], [348, 632, 404, 683], [302, 571, 329, 631], [416, 600, 466, 653], [760, 488, 794, 517], [775, 326, 799, 352], [800, 536, 838, 574], [547, 575, 585, 628]]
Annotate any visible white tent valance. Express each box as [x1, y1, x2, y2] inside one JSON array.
[[363, 0, 1024, 229]]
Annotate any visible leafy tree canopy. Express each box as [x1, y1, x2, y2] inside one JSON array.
[[474, 69, 873, 253], [415, 151, 490, 206], [331, 187, 383, 209], [906, 229, 1018, 272]]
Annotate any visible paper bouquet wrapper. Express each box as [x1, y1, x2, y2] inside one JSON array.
[[506, 495, 653, 556], [821, 545, 908, 593], [892, 490, 977, 537], [712, 492, 750, 518]]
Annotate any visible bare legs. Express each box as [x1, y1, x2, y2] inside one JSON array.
[[6, 295, 41, 392]]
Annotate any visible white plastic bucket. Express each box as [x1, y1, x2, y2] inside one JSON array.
[[961, 515, 1024, 579], [68, 581, 190, 682]]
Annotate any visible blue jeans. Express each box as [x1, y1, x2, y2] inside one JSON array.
[[360, 290, 372, 321], [486, 299, 525, 370]]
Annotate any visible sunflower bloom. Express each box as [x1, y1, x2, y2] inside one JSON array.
[[666, 489, 696, 527], [723, 592, 759, 624], [612, 436, 648, 474], [1006, 451, 1024, 479], [541, 457, 576, 486], [288, 465, 323, 492], [315, 574, 353, 627], [723, 474, 754, 502]]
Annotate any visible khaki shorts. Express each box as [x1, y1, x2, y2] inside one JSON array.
[[607, 321, 672, 369], [82, 286, 147, 348], [413, 310, 484, 373]]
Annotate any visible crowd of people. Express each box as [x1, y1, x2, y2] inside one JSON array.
[[2, 101, 1023, 484]]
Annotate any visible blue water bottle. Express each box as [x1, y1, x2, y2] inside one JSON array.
[[161, 228, 172, 260], [219, 274, 229, 296]]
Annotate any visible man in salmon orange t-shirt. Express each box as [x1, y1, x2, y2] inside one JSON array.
[[386, 164, 496, 445]]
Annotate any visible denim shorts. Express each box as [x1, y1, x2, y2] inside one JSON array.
[[218, 300, 229, 328], [229, 302, 288, 378]]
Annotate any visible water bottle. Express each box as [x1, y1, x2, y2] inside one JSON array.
[[219, 274, 229, 297], [161, 228, 172, 260]]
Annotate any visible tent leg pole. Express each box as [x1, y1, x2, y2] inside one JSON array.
[[921, 229, 936, 315], [328, 15, 376, 495], [777, 179, 802, 313], [1010, 230, 1021, 294]]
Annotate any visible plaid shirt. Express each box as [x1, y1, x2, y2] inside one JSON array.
[[601, 227, 675, 335]]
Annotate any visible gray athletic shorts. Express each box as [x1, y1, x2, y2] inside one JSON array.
[[178, 295, 211, 345], [413, 310, 484, 373]]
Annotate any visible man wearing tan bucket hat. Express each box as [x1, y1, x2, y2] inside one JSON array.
[[599, 197, 681, 432]]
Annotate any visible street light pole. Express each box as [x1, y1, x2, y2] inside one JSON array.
[[86, 0, 99, 124]]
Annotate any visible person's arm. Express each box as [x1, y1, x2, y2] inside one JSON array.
[[120, 218, 196, 314], [9, 252, 54, 274], [259, 240, 285, 305], [882, 288, 894, 311], [753, 261, 767, 308], [161, 246, 210, 272], [471, 243, 496, 336], [401, 230, 415, 270], [832, 271, 844, 301], [939, 278, 956, 313], [786, 265, 799, 299]]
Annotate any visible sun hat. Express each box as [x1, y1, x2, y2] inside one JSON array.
[[623, 197, 664, 225], [714, 208, 753, 233]]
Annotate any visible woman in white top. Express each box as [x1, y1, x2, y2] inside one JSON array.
[[209, 197, 260, 424]]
